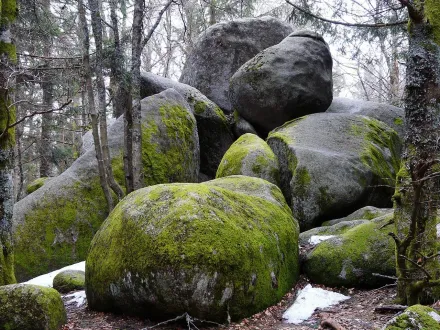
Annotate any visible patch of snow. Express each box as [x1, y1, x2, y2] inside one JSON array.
[[428, 311, 440, 322], [308, 235, 335, 245], [436, 224, 440, 238], [23, 261, 85, 287], [282, 284, 350, 324], [64, 290, 87, 307]]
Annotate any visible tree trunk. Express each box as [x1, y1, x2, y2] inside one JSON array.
[[129, 0, 144, 191], [39, 0, 53, 178], [393, 1, 440, 305], [88, 0, 125, 201], [78, 0, 114, 212], [0, 0, 17, 285]]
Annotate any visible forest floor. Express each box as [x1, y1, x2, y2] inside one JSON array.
[[61, 276, 401, 330]]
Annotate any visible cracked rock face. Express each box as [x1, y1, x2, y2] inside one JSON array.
[[229, 30, 333, 136]]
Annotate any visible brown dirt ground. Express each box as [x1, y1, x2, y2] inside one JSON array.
[[61, 276, 401, 330]]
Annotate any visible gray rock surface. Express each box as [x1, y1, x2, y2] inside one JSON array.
[[180, 16, 293, 113], [323, 206, 393, 226], [230, 30, 333, 135], [0, 284, 67, 330], [86, 176, 299, 323], [140, 72, 234, 177], [216, 133, 279, 185], [267, 113, 401, 230], [232, 111, 258, 138], [326, 97, 405, 138], [13, 89, 199, 281]]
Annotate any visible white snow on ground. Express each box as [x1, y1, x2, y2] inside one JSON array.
[[23, 261, 85, 287], [65, 290, 87, 307], [436, 224, 440, 238], [282, 284, 350, 324], [308, 235, 335, 245]]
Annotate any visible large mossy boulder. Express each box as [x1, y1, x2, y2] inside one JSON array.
[[267, 113, 402, 230], [140, 72, 234, 178], [230, 30, 333, 135], [53, 270, 85, 293], [180, 16, 293, 113], [216, 133, 279, 185], [327, 97, 404, 138], [86, 176, 299, 323], [13, 89, 199, 281], [303, 220, 395, 288], [384, 305, 440, 330], [0, 284, 67, 330]]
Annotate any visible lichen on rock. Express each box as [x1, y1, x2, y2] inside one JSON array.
[[86, 176, 299, 323]]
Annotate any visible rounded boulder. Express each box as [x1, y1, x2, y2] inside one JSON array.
[[53, 270, 85, 293], [86, 176, 299, 323], [0, 284, 66, 330], [230, 30, 333, 135], [216, 133, 279, 185]]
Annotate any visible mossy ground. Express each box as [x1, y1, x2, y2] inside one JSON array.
[[86, 177, 299, 323], [0, 284, 66, 330]]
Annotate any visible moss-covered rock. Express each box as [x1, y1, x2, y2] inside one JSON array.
[[267, 113, 402, 230], [299, 219, 370, 246], [13, 89, 199, 281], [86, 176, 299, 323], [140, 72, 234, 178], [384, 304, 440, 330], [322, 206, 393, 226], [26, 177, 50, 194], [303, 219, 396, 288], [216, 133, 279, 185], [53, 270, 85, 293], [0, 284, 66, 330]]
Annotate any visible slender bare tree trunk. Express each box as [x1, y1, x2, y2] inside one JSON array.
[[88, 0, 125, 201], [40, 0, 53, 178], [78, 0, 114, 212], [129, 0, 145, 191]]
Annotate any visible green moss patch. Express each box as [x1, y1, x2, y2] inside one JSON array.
[[26, 177, 50, 194]]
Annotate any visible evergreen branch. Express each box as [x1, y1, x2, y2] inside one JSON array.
[[285, 0, 408, 28]]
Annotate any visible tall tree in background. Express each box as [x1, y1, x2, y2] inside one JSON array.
[[0, 0, 17, 285], [392, 0, 440, 305]]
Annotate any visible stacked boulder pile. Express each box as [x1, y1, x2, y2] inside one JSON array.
[[9, 16, 405, 326]]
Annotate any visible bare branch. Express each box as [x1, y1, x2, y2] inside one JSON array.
[[142, 0, 175, 48], [285, 0, 408, 28]]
